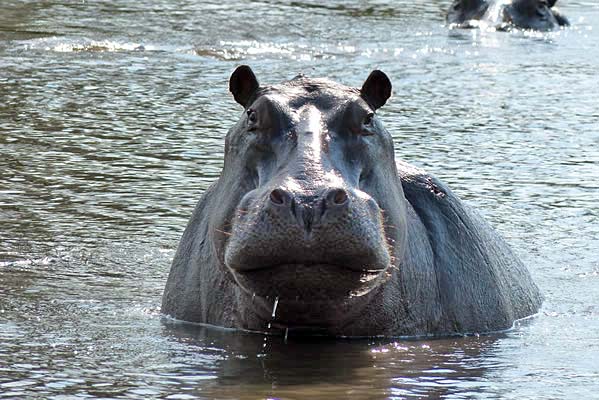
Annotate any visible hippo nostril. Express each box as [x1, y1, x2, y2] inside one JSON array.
[[329, 189, 349, 206], [333, 189, 348, 205], [269, 189, 288, 206]]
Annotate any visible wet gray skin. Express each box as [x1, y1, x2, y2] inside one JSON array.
[[447, 0, 569, 30], [447, 0, 490, 25], [161, 66, 542, 337]]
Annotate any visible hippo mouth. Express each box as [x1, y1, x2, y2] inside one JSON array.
[[229, 262, 388, 301]]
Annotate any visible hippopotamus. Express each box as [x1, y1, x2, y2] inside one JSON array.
[[161, 66, 542, 337], [447, 0, 569, 31]]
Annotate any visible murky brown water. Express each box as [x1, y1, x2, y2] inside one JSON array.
[[1, 1, 598, 398]]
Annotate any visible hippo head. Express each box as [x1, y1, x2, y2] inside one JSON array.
[[212, 66, 407, 329], [502, 0, 561, 31]]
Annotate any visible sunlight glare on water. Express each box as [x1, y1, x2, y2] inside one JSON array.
[[1, 0, 598, 398]]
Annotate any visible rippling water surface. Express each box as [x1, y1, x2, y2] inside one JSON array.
[[1, 1, 598, 398]]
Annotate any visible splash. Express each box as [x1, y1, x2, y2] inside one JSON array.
[[484, 0, 513, 27], [19, 37, 153, 53]]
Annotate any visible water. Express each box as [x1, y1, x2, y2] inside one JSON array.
[[1, 0, 598, 398]]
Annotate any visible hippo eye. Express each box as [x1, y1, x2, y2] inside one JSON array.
[[246, 109, 257, 130], [360, 113, 375, 136]]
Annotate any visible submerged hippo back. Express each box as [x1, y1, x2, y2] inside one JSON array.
[[161, 66, 542, 337]]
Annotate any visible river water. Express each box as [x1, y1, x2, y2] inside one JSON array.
[[1, 0, 598, 398]]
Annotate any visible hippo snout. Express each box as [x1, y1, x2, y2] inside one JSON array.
[[223, 185, 391, 297]]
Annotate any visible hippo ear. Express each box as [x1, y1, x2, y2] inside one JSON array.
[[360, 70, 392, 110], [229, 65, 260, 108]]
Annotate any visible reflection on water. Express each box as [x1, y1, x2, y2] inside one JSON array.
[[162, 323, 509, 399], [1, 0, 598, 398]]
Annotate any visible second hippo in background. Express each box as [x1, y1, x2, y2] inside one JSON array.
[[447, 0, 569, 31]]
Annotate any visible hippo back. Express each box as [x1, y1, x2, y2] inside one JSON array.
[[397, 160, 543, 333]]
